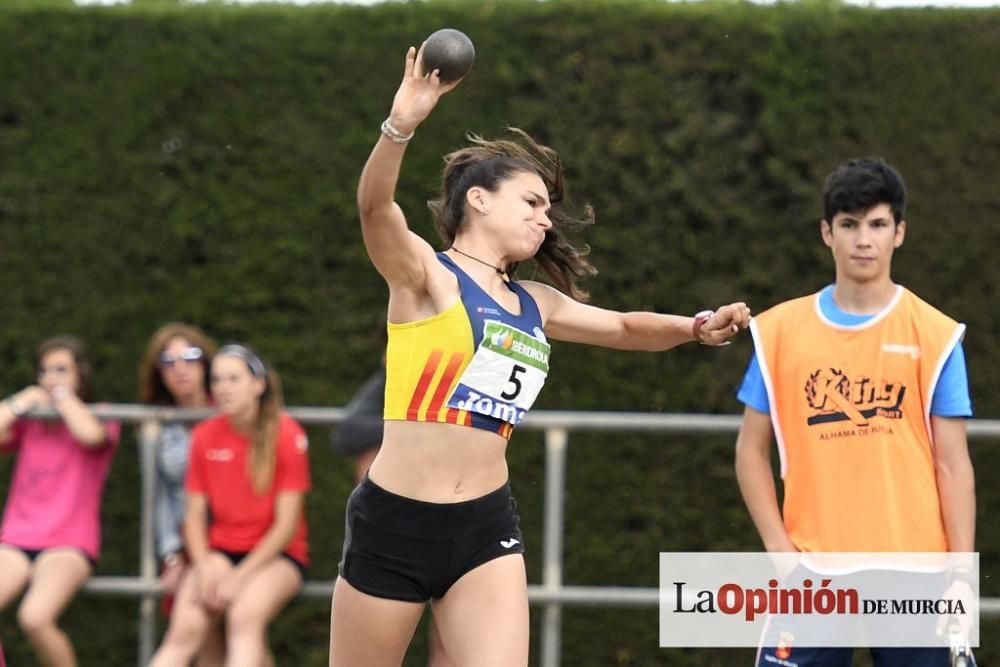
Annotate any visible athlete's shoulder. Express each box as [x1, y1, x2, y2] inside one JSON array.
[[515, 279, 554, 297], [518, 280, 562, 317]]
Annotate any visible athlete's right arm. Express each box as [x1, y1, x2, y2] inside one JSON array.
[[735, 406, 796, 553], [357, 45, 464, 292]]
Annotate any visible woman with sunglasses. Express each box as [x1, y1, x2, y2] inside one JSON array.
[[139, 323, 245, 666], [0, 335, 121, 667], [150, 344, 310, 667]]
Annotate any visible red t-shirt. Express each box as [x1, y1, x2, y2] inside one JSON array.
[[185, 413, 310, 565]]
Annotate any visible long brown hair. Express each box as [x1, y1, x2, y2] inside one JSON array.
[[37, 335, 93, 401], [138, 323, 218, 406], [216, 344, 283, 494], [428, 128, 597, 301]]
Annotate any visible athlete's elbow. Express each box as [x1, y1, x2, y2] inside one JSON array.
[[357, 200, 383, 225]]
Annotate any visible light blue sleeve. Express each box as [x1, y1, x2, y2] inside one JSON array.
[[736, 353, 770, 414], [153, 427, 189, 559], [931, 342, 973, 417], [154, 464, 185, 559]]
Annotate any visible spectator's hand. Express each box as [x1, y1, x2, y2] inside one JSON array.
[[936, 579, 976, 646], [159, 558, 186, 596], [15, 386, 51, 411], [764, 541, 801, 583], [215, 570, 245, 608], [699, 303, 752, 346], [194, 559, 223, 611], [48, 383, 77, 407]]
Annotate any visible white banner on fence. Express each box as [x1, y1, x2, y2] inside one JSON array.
[[659, 552, 979, 648]]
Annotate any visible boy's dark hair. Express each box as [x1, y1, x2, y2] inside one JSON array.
[[822, 157, 907, 224]]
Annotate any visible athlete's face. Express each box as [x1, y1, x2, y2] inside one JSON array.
[[821, 203, 905, 286], [474, 171, 552, 261], [210, 355, 264, 421]]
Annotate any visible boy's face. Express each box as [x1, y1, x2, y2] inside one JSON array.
[[821, 203, 906, 285]]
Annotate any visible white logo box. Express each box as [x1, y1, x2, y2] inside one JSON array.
[[659, 552, 978, 647]]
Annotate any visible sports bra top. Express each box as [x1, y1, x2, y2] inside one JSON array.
[[383, 253, 551, 439]]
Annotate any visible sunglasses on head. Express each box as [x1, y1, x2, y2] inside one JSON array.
[[159, 346, 204, 367]]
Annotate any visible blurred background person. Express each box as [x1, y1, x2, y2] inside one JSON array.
[[140, 322, 252, 666], [330, 362, 383, 484], [149, 344, 310, 667], [0, 335, 121, 667]]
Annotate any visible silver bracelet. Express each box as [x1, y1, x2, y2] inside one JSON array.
[[380, 118, 414, 144]]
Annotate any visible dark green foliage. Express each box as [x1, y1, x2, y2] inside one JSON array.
[[0, 1, 998, 664]]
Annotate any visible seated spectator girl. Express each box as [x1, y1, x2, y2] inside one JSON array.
[[0, 335, 121, 667], [149, 344, 310, 667]]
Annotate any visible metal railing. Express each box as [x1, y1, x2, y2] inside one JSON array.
[[29, 405, 1000, 666]]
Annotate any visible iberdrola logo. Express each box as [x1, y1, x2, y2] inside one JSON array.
[[491, 331, 515, 350]]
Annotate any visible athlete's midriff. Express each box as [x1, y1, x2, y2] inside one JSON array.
[[367, 420, 510, 503]]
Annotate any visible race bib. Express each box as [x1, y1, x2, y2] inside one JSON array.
[[447, 321, 550, 425]]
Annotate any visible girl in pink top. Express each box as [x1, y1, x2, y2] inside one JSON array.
[[0, 335, 120, 667]]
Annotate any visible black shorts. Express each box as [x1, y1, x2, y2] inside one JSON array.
[[1, 543, 97, 570], [338, 476, 525, 602], [217, 549, 308, 581]]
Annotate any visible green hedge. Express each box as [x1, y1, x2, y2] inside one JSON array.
[[0, 1, 998, 664]]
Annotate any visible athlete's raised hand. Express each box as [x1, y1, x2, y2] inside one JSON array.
[[386, 44, 465, 135]]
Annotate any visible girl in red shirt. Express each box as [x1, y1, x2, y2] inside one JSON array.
[[150, 344, 310, 667]]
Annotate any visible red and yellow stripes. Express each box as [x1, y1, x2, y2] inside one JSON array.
[[405, 349, 471, 425]]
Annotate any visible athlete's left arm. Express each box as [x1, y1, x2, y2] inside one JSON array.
[[932, 416, 976, 552], [522, 281, 750, 350]]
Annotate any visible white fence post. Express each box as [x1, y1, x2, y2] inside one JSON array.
[[540, 427, 568, 667], [138, 418, 161, 666]]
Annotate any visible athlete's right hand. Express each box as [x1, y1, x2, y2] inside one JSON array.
[[386, 44, 464, 136], [698, 302, 752, 346]]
